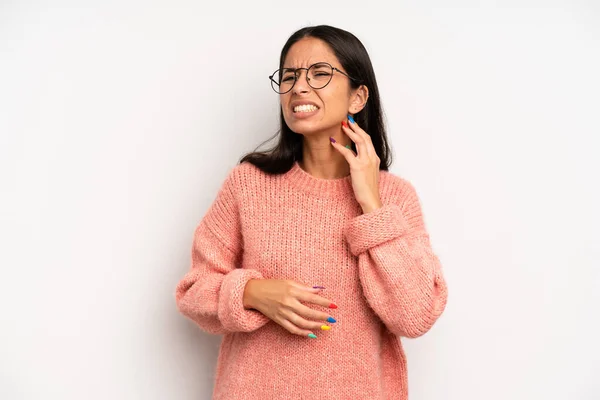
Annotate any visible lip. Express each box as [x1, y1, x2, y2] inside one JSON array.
[[290, 101, 320, 119]]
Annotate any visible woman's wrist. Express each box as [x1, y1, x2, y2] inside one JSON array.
[[243, 279, 257, 309]]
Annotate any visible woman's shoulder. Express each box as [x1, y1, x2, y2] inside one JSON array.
[[226, 160, 265, 182], [380, 168, 414, 190], [221, 161, 276, 196], [379, 169, 420, 203]]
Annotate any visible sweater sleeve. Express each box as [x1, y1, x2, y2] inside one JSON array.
[[175, 167, 271, 334], [343, 180, 448, 338]]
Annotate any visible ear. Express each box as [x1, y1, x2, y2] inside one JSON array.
[[348, 85, 369, 114]]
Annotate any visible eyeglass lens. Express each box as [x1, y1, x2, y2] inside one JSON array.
[[271, 63, 334, 94]]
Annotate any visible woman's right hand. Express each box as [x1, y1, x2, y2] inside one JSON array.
[[243, 279, 337, 337]]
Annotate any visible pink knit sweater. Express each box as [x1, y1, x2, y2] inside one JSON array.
[[175, 160, 447, 400]]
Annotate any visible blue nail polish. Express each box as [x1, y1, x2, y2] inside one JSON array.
[[327, 317, 337, 323], [347, 115, 355, 124]]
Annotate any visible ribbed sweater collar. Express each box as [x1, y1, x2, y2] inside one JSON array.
[[282, 161, 355, 199]]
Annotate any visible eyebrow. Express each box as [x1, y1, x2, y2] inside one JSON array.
[[282, 62, 330, 70]]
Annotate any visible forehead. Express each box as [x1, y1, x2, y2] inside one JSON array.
[[283, 37, 340, 68]]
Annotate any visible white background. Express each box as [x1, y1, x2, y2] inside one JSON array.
[[1, 1, 599, 399]]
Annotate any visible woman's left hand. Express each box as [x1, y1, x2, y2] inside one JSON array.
[[331, 115, 383, 214]]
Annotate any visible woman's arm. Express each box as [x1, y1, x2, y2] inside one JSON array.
[[175, 168, 270, 334], [343, 180, 448, 338]]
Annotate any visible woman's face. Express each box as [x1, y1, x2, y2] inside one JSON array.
[[280, 37, 363, 136]]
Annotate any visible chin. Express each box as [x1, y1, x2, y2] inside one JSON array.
[[289, 124, 320, 136], [286, 120, 334, 136]]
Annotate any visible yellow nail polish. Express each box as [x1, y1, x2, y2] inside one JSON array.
[[321, 325, 331, 331]]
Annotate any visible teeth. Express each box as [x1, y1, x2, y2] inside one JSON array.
[[294, 104, 318, 113]]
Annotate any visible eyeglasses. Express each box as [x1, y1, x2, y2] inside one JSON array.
[[269, 62, 357, 94]]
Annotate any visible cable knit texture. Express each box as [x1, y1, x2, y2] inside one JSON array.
[[175, 161, 448, 400]]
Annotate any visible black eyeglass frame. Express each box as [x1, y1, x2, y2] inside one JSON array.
[[268, 62, 360, 94]]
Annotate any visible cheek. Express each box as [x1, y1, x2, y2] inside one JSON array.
[[279, 95, 291, 116], [321, 88, 350, 118]]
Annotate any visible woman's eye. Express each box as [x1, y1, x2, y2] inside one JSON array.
[[282, 76, 295, 82]]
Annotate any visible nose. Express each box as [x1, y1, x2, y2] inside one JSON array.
[[292, 69, 311, 94]]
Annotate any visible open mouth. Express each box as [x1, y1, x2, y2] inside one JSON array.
[[293, 104, 319, 113]]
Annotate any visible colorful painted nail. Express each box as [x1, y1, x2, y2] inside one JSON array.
[[330, 137, 336, 143], [327, 317, 337, 323], [345, 144, 351, 149], [321, 325, 331, 331], [313, 286, 326, 289], [347, 115, 355, 124], [308, 333, 317, 339], [341, 120, 349, 128], [329, 303, 338, 309]]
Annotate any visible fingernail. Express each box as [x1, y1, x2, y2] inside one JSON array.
[[313, 286, 326, 289], [329, 137, 336, 143], [341, 120, 348, 128], [345, 144, 351, 149], [321, 325, 331, 331], [347, 115, 355, 124], [327, 317, 337, 323], [308, 333, 317, 339], [329, 303, 338, 309]]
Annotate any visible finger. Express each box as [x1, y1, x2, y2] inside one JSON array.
[[295, 290, 338, 310], [342, 142, 357, 157], [347, 114, 371, 141], [330, 136, 357, 164], [341, 122, 370, 158], [287, 309, 331, 331], [346, 115, 375, 157], [278, 317, 315, 338], [289, 281, 324, 294], [293, 301, 337, 327]]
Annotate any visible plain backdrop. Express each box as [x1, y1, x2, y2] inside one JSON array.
[[1, 1, 599, 399]]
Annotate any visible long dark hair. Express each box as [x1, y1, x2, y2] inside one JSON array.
[[240, 25, 392, 174]]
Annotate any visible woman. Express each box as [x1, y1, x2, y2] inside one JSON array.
[[175, 25, 448, 400]]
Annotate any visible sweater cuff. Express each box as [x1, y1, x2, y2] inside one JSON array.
[[343, 204, 410, 256], [218, 268, 271, 332]]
